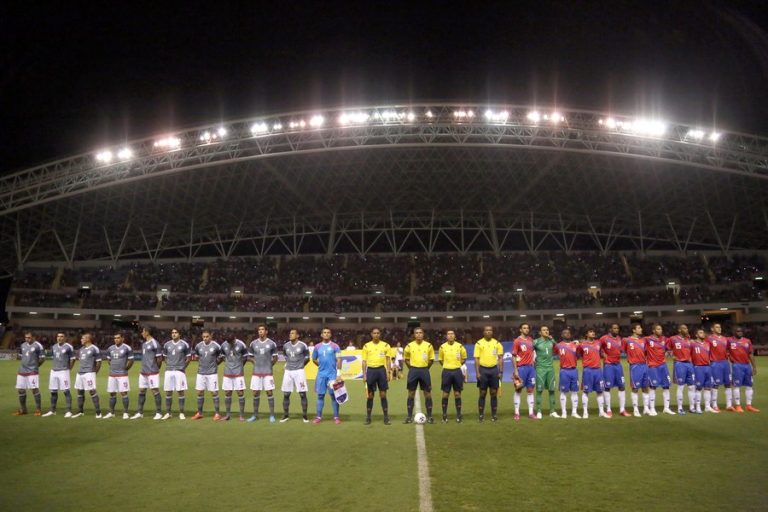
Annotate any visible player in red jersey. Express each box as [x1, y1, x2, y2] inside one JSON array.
[[706, 323, 732, 412], [623, 323, 650, 417], [512, 324, 537, 420], [645, 324, 674, 415], [691, 327, 717, 414], [577, 328, 608, 419], [555, 328, 581, 419], [599, 324, 628, 417], [728, 326, 759, 413], [667, 324, 697, 414]]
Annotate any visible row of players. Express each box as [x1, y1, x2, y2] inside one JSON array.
[[12, 322, 759, 423]]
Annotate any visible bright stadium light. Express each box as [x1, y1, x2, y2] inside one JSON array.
[[407, 111, 416, 121], [338, 112, 369, 125], [425, 110, 434, 118], [628, 119, 666, 136], [709, 132, 721, 142], [288, 120, 306, 129], [217, 127, 227, 137], [154, 137, 181, 150], [526, 111, 541, 123], [687, 129, 705, 140], [309, 115, 325, 127], [272, 123, 283, 130], [604, 118, 617, 129], [377, 110, 401, 121], [116, 148, 133, 160], [550, 112, 565, 123], [96, 150, 113, 163], [519, 314, 527, 318], [484, 110, 509, 122], [720, 307, 728, 311], [251, 122, 269, 134], [453, 110, 473, 119]]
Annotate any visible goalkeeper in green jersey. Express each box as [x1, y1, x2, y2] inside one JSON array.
[[533, 326, 559, 418]]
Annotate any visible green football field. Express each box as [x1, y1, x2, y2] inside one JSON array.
[[0, 360, 766, 512]]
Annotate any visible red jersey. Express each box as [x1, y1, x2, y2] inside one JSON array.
[[705, 334, 729, 362], [599, 334, 623, 364], [667, 335, 693, 362], [727, 337, 753, 364], [512, 336, 535, 366], [556, 341, 579, 369], [691, 340, 711, 366], [578, 340, 602, 368], [622, 336, 647, 365], [645, 335, 668, 368]]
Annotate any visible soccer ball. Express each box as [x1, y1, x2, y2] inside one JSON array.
[[414, 412, 427, 424]]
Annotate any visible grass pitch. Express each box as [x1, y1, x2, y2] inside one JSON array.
[[0, 360, 766, 511]]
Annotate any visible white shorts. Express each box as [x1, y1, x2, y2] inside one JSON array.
[[108, 375, 131, 393], [16, 374, 40, 390], [222, 376, 246, 391], [164, 370, 188, 392], [75, 372, 97, 391], [393, 360, 402, 369], [250, 374, 275, 391], [281, 369, 308, 393], [195, 374, 219, 392], [49, 370, 71, 391], [138, 373, 160, 389]]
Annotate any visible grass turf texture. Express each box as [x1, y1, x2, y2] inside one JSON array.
[[0, 360, 766, 511]]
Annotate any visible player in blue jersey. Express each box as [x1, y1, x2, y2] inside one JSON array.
[[311, 328, 342, 424]]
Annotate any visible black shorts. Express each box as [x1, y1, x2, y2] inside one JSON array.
[[441, 368, 464, 392], [477, 366, 500, 390], [407, 368, 432, 391], [366, 367, 388, 392]]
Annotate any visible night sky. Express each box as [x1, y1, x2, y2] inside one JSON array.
[[2, 0, 768, 173]]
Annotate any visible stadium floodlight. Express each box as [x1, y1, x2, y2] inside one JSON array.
[[377, 110, 401, 122], [153, 314, 161, 318], [667, 281, 677, 285], [217, 127, 227, 137], [338, 112, 369, 125], [628, 119, 666, 136], [407, 111, 416, 121], [550, 112, 564, 123], [709, 132, 721, 142], [154, 137, 181, 150], [686, 129, 705, 140], [116, 148, 133, 160], [604, 118, 617, 129], [272, 123, 283, 130], [95, 150, 113, 163], [755, 276, 764, 281], [309, 115, 325, 127], [526, 111, 541, 123], [114, 314, 122, 317], [425, 110, 434, 118], [288, 120, 306, 129], [484, 110, 509, 122], [251, 122, 269, 134], [453, 110, 474, 119]]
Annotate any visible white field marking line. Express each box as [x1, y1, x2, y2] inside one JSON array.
[[414, 390, 434, 512]]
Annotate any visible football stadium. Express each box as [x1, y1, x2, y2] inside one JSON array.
[[1, 103, 767, 511]]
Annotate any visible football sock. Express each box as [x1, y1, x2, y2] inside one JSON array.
[[33, 391, 41, 411], [122, 395, 129, 413], [381, 397, 388, 416], [649, 391, 656, 409], [366, 398, 374, 418], [213, 395, 219, 413], [109, 396, 117, 414], [455, 397, 461, 416], [514, 392, 521, 414], [50, 392, 58, 412], [178, 396, 185, 413], [18, 391, 27, 413], [426, 397, 433, 417], [64, 390, 72, 412], [662, 389, 670, 409], [225, 395, 232, 414], [597, 394, 605, 411], [490, 396, 497, 416], [581, 392, 589, 412], [331, 396, 339, 417], [746, 387, 754, 405], [238, 396, 246, 415], [548, 391, 555, 412], [299, 392, 308, 415], [688, 387, 697, 410], [526, 393, 534, 414], [560, 393, 567, 415], [441, 398, 448, 416], [703, 389, 711, 408], [316, 393, 325, 417], [154, 392, 162, 413], [268, 396, 275, 415], [618, 390, 626, 411], [711, 388, 719, 408], [165, 394, 172, 413], [478, 396, 486, 416], [631, 391, 639, 409], [197, 396, 204, 413], [253, 396, 260, 415], [138, 392, 146, 413], [283, 393, 291, 415], [407, 397, 414, 418], [91, 394, 101, 414], [725, 387, 733, 408], [77, 391, 85, 413], [642, 392, 650, 410], [535, 390, 542, 412], [570, 393, 579, 411], [733, 388, 741, 406]]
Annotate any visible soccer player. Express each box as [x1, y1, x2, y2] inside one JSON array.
[[512, 323, 537, 420], [646, 323, 674, 415], [556, 329, 580, 419], [599, 324, 629, 417], [71, 333, 102, 418], [13, 332, 45, 416], [667, 324, 696, 414], [161, 328, 191, 420], [281, 328, 310, 423], [362, 327, 392, 425], [192, 330, 223, 421], [728, 326, 759, 413], [474, 325, 503, 422], [396, 342, 405, 379], [221, 335, 249, 421], [691, 327, 717, 414], [578, 328, 607, 418], [247, 324, 278, 423], [623, 323, 651, 417], [42, 332, 75, 417], [706, 323, 732, 412], [311, 327, 342, 424], [131, 327, 163, 420], [389, 344, 400, 380], [438, 329, 467, 423], [533, 325, 559, 418], [104, 332, 134, 419], [403, 327, 435, 424]]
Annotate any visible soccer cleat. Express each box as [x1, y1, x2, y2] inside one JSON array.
[[403, 417, 413, 424], [191, 412, 204, 420], [478, 415, 484, 423], [529, 413, 539, 421], [12, 410, 27, 416], [364, 417, 372, 425], [303, 416, 310, 423], [441, 416, 448, 424], [312, 417, 323, 424], [102, 412, 115, 419], [152, 413, 163, 420], [178, 413, 186, 420], [95, 413, 102, 419], [677, 409, 686, 415], [582, 412, 589, 419], [491, 415, 498, 422], [384, 417, 391, 425], [222, 414, 231, 421], [213, 413, 222, 421], [514, 414, 520, 421], [536, 411, 542, 419], [333, 417, 341, 425], [606, 410, 613, 418], [239, 416, 246, 422], [632, 409, 641, 418], [599, 411, 609, 418], [427, 417, 434, 424], [130, 412, 144, 420], [733, 405, 744, 413], [648, 409, 658, 417], [550, 411, 560, 419], [280, 415, 291, 423], [572, 411, 582, 419], [692, 409, 702, 414], [704, 407, 718, 414], [663, 408, 676, 415], [64, 412, 72, 418], [122, 413, 130, 420], [642, 408, 650, 416], [711, 405, 720, 413], [246, 415, 258, 423], [456, 416, 463, 423], [746, 405, 760, 413], [70, 412, 83, 418], [269, 415, 276, 424], [42, 411, 56, 417], [161, 413, 171, 420], [33, 410, 42, 417], [619, 410, 631, 417], [726, 406, 736, 412]]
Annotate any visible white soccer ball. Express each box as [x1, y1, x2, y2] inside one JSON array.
[[414, 412, 427, 424]]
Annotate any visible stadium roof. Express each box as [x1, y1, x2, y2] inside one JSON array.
[[2, 102, 768, 277]]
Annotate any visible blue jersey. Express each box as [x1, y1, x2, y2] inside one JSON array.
[[312, 342, 340, 377]]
